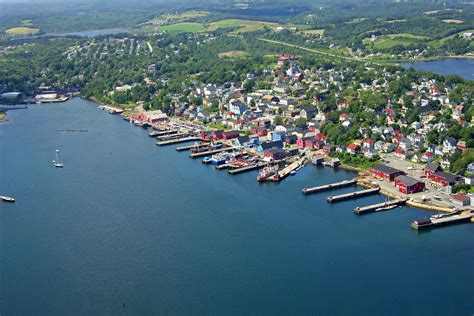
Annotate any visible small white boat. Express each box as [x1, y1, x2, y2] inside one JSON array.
[[0, 196, 15, 203], [290, 170, 297, 175], [52, 149, 64, 168]]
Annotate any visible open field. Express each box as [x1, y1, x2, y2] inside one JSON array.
[[364, 33, 430, 49], [302, 29, 325, 36], [430, 29, 474, 47], [5, 27, 39, 36], [442, 19, 464, 24], [156, 19, 307, 34], [159, 22, 206, 33], [218, 50, 249, 58]]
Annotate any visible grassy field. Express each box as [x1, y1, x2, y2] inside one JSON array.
[[159, 22, 206, 33], [157, 19, 306, 34], [302, 29, 325, 36], [218, 50, 249, 58], [364, 33, 430, 49], [430, 29, 474, 47], [5, 27, 39, 36]]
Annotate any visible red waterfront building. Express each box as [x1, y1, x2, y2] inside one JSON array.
[[394, 175, 425, 194], [370, 164, 406, 181]]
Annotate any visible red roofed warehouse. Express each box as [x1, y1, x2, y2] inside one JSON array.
[[370, 164, 406, 181], [394, 175, 425, 194]]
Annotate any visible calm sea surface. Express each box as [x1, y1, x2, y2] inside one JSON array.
[[403, 58, 474, 80], [0, 98, 472, 315]]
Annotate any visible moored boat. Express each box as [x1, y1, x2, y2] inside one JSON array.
[[257, 165, 279, 181]]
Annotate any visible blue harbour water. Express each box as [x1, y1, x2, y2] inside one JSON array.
[[0, 98, 473, 315], [403, 58, 474, 80]]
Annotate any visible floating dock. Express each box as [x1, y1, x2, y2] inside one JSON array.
[[327, 187, 380, 203], [228, 163, 265, 175], [215, 164, 230, 170], [302, 178, 357, 195], [411, 211, 473, 230], [354, 198, 407, 215], [189, 146, 237, 158], [156, 137, 200, 146]]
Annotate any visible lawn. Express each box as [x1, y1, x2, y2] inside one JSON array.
[[5, 27, 39, 36]]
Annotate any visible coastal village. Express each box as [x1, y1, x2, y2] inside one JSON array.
[[1, 34, 473, 230], [94, 52, 474, 231]]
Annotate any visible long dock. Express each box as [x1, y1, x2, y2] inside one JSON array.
[[156, 137, 200, 146], [156, 132, 189, 141], [175, 142, 208, 151], [354, 198, 407, 215], [327, 187, 380, 203], [228, 163, 265, 175], [189, 146, 237, 158], [411, 211, 473, 230], [302, 178, 357, 195], [154, 130, 178, 137]]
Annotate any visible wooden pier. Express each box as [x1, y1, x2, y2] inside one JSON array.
[[189, 146, 237, 158], [302, 178, 357, 195], [228, 163, 265, 175], [154, 130, 178, 137], [175, 142, 208, 151], [327, 187, 380, 203], [156, 132, 189, 141], [267, 157, 305, 181], [156, 137, 201, 146], [411, 211, 473, 230], [354, 198, 407, 215]]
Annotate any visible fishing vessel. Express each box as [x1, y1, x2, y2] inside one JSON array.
[[0, 196, 15, 203], [257, 165, 279, 182], [52, 149, 64, 168], [210, 153, 228, 165]]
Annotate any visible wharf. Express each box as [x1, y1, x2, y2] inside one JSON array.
[[154, 130, 178, 137], [411, 211, 473, 230], [228, 163, 265, 175], [354, 198, 407, 215], [327, 187, 380, 203], [215, 164, 229, 170], [156, 132, 189, 141], [189, 146, 237, 158], [175, 142, 209, 151], [268, 157, 305, 181], [302, 178, 357, 195], [156, 137, 200, 146]]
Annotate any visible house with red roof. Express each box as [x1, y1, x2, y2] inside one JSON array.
[[347, 143, 361, 155]]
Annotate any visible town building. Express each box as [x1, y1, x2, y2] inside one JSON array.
[[370, 164, 406, 181], [394, 175, 425, 194]]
